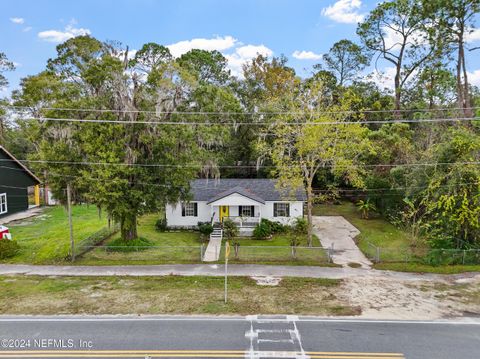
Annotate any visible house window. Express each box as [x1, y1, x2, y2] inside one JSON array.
[[0, 193, 7, 214], [273, 203, 290, 217], [239, 205, 254, 217], [181, 202, 198, 217]]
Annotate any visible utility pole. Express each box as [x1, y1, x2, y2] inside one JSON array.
[[67, 183, 74, 262], [224, 241, 230, 304], [43, 170, 48, 206]]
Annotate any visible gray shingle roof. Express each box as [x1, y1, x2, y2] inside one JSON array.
[[191, 179, 306, 202], [206, 186, 266, 204]]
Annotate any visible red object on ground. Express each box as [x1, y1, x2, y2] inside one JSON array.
[[0, 225, 9, 240]]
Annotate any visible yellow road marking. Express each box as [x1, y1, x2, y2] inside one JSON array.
[[0, 350, 405, 358], [0, 356, 404, 359]]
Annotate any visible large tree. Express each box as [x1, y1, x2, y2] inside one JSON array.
[[13, 36, 215, 241], [0, 52, 14, 90], [258, 80, 373, 246], [357, 0, 436, 113], [320, 39, 370, 87], [424, 0, 480, 117]]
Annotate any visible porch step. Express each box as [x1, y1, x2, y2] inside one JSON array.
[[210, 228, 223, 241]]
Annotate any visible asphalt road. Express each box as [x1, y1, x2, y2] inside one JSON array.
[[0, 316, 479, 359]]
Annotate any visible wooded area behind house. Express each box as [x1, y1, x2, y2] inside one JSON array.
[[0, 0, 479, 253]]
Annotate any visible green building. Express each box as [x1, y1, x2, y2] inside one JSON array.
[[0, 146, 41, 218]]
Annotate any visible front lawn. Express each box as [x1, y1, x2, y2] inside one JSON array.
[[79, 214, 331, 266], [313, 201, 425, 262], [79, 213, 202, 265], [0, 275, 356, 316], [234, 232, 320, 247], [4, 205, 109, 264]]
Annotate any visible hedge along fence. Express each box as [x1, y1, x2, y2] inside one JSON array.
[[74, 224, 120, 259]]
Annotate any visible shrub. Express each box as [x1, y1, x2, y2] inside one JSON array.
[[155, 218, 168, 231], [222, 219, 239, 241], [293, 217, 308, 235], [260, 218, 288, 234], [106, 237, 153, 252], [253, 221, 272, 240], [198, 222, 214, 236], [0, 240, 20, 259]]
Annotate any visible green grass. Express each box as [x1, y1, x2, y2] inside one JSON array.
[[0, 275, 358, 316], [374, 262, 480, 274], [313, 201, 425, 262], [80, 213, 331, 266], [4, 205, 109, 264], [78, 213, 203, 265], [220, 233, 331, 266], [233, 232, 320, 247]]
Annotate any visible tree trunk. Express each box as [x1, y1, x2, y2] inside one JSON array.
[[120, 214, 138, 241], [394, 65, 402, 119], [460, 41, 472, 117], [306, 181, 314, 247]]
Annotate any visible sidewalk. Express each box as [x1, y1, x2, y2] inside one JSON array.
[[0, 263, 478, 282], [0, 207, 44, 225]]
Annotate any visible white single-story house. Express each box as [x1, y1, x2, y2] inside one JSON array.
[[165, 178, 306, 235]]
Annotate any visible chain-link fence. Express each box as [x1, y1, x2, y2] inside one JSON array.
[[75, 224, 120, 258], [219, 245, 331, 265], [79, 245, 205, 264], [77, 243, 331, 265], [359, 238, 480, 265]]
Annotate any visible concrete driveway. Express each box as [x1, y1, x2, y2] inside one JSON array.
[[312, 216, 372, 268]]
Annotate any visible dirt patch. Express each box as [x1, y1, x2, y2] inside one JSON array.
[[250, 276, 282, 286], [339, 275, 480, 320]]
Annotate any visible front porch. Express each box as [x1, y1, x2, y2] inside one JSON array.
[[211, 205, 261, 232]]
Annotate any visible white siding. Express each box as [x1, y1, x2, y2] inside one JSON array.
[[263, 201, 304, 225], [209, 193, 264, 206], [165, 201, 211, 228], [166, 200, 304, 228]]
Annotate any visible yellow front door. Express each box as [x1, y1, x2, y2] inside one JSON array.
[[220, 205, 229, 222]]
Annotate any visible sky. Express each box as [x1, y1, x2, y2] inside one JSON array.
[[2, 0, 480, 96]]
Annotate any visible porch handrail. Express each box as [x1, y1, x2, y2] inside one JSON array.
[[224, 216, 261, 228]]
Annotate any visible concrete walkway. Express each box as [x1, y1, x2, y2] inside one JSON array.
[[0, 207, 43, 225], [0, 263, 478, 282], [312, 216, 373, 268], [202, 237, 222, 262]]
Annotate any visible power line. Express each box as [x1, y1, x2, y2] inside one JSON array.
[[1, 158, 479, 169], [9, 115, 480, 126], [3, 104, 480, 115], [313, 181, 480, 193], [42, 171, 480, 194]]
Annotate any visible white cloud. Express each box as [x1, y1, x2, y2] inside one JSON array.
[[37, 24, 91, 43], [167, 36, 237, 58], [321, 0, 364, 24], [10, 17, 24, 24], [382, 26, 427, 51], [292, 50, 322, 60], [466, 28, 480, 43], [468, 69, 480, 87], [22, 26, 32, 32], [166, 36, 272, 77], [370, 67, 396, 91], [225, 44, 273, 77]]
